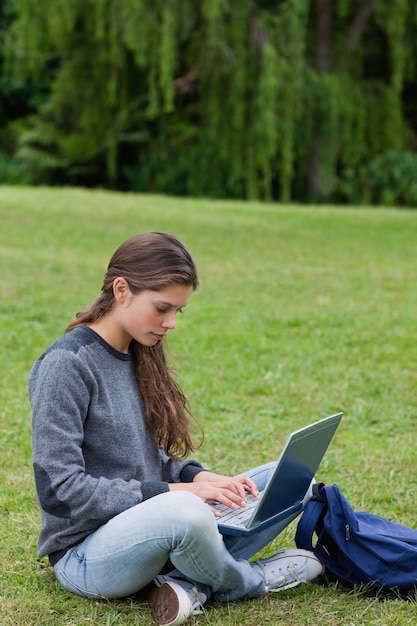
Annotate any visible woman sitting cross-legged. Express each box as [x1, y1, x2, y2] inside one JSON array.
[[29, 231, 324, 626]]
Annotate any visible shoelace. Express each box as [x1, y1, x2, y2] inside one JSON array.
[[188, 588, 204, 616], [283, 564, 301, 584], [270, 564, 301, 589]]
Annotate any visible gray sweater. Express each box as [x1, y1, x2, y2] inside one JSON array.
[[29, 326, 205, 563]]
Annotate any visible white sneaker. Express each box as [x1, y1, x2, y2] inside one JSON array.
[[252, 548, 324, 592], [148, 575, 205, 626]]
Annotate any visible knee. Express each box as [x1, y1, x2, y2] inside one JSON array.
[[164, 491, 218, 533]]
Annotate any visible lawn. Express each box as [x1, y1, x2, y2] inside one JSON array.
[[1, 185, 417, 625]]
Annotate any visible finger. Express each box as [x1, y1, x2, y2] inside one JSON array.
[[236, 475, 259, 496], [207, 487, 246, 510], [209, 504, 221, 517], [222, 488, 247, 509], [210, 479, 248, 502]]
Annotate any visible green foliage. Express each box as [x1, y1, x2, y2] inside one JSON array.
[[122, 115, 232, 198], [0, 0, 49, 167], [2, 0, 417, 201], [0, 150, 31, 183], [339, 149, 417, 207]]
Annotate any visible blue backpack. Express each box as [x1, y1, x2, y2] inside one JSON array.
[[295, 483, 417, 597]]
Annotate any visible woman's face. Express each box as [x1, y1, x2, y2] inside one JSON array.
[[115, 283, 194, 351]]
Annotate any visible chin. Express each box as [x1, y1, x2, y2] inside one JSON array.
[[134, 336, 157, 347]]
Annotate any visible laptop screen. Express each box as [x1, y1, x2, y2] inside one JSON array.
[[249, 412, 342, 527]]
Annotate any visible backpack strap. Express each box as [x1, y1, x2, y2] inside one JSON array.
[[311, 482, 327, 502], [295, 483, 328, 551]]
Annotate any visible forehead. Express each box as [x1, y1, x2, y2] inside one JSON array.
[[152, 284, 194, 305]]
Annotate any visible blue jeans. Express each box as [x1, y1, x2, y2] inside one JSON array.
[[54, 463, 312, 602]]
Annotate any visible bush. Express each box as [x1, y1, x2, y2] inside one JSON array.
[[338, 150, 417, 208], [0, 151, 32, 185], [121, 124, 233, 198]]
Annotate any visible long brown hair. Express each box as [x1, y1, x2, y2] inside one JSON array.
[[67, 232, 201, 459]]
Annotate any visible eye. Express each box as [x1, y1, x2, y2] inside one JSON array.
[[155, 305, 185, 315]]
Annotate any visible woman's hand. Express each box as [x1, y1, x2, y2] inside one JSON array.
[[169, 471, 259, 516]]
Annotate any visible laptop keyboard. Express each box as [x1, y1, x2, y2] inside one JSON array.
[[213, 492, 259, 526]]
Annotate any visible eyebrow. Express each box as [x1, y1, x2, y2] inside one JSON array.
[[156, 299, 188, 309]]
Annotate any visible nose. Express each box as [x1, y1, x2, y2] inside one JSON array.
[[162, 312, 177, 330]]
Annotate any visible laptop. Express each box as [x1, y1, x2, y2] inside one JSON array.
[[214, 412, 343, 537]]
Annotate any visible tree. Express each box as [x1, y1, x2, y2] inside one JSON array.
[[3, 0, 417, 201], [0, 0, 49, 183], [303, 0, 415, 200]]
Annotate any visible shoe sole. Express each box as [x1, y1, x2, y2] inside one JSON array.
[[148, 583, 179, 625], [148, 581, 192, 626]]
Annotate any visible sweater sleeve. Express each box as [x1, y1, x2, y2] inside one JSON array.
[[160, 451, 206, 483], [30, 350, 168, 523]]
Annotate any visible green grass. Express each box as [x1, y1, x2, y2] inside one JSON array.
[[1, 185, 417, 625]]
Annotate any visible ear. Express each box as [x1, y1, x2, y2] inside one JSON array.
[[113, 277, 131, 303]]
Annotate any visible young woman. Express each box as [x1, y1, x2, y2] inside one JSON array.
[[29, 232, 323, 626]]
